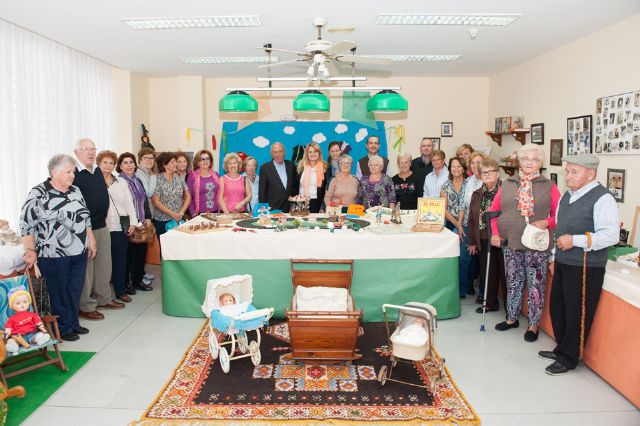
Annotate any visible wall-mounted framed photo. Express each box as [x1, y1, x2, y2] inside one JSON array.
[[567, 115, 592, 155], [427, 137, 441, 151], [606, 168, 626, 203], [550, 139, 563, 166], [441, 122, 453, 137], [549, 173, 558, 185], [531, 123, 544, 144]]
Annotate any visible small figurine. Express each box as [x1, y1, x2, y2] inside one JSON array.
[[390, 202, 402, 224], [3, 287, 50, 353], [375, 207, 383, 225], [0, 220, 21, 246]]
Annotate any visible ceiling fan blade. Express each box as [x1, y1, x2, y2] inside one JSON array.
[[257, 58, 309, 69], [324, 40, 358, 56], [334, 55, 393, 65], [256, 47, 308, 56], [323, 59, 340, 77]]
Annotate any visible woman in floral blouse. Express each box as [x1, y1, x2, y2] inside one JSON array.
[[152, 152, 191, 240], [359, 156, 396, 209]]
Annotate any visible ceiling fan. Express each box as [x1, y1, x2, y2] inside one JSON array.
[[258, 17, 392, 80]]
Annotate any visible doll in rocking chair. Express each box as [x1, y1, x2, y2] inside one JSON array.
[[2, 287, 50, 354]]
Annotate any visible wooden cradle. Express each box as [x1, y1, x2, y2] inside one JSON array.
[[285, 259, 363, 362]]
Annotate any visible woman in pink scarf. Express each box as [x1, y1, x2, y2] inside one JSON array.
[[297, 142, 327, 213], [489, 144, 560, 342], [187, 149, 220, 216]]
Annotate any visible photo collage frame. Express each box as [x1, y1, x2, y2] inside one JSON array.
[[594, 90, 640, 154]]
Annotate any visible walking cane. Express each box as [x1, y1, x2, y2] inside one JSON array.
[[579, 232, 592, 360], [480, 210, 502, 332]]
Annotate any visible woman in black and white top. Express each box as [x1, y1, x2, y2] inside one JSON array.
[[20, 154, 96, 342], [97, 150, 137, 304]]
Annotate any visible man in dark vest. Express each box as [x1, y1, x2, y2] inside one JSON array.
[[410, 137, 434, 178], [356, 135, 391, 178], [540, 154, 619, 375]]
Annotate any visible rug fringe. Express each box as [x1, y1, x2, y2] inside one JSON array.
[[130, 419, 480, 426]]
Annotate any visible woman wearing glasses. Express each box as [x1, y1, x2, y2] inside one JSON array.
[[467, 159, 505, 313], [187, 149, 220, 216], [489, 144, 560, 342]]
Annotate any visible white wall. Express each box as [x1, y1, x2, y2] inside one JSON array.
[[488, 14, 640, 227], [130, 72, 149, 153]]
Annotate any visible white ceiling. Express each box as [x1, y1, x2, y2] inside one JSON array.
[[1, 0, 639, 78]]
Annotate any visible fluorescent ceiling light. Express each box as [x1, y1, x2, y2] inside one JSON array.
[[180, 56, 278, 64], [366, 54, 460, 62], [122, 16, 261, 30], [376, 14, 520, 26]]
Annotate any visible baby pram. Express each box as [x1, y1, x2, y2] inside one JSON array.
[[378, 302, 445, 393], [201, 275, 274, 373]]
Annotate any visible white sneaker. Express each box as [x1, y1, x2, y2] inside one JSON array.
[[144, 273, 155, 281], [142, 277, 152, 285], [5, 339, 19, 353], [34, 332, 51, 346]]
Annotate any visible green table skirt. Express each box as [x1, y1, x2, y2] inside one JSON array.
[[162, 258, 461, 322]]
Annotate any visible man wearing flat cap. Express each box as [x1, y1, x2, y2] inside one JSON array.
[[539, 154, 619, 375]]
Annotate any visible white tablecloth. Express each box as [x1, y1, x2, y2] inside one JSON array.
[[603, 260, 640, 309], [161, 216, 460, 261]]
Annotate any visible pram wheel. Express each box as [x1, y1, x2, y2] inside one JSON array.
[[377, 365, 388, 387], [209, 329, 220, 360], [249, 341, 261, 366], [237, 333, 249, 354], [391, 357, 397, 368], [219, 347, 230, 373]]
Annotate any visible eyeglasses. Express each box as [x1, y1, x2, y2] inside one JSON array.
[[199, 157, 211, 162], [521, 157, 541, 163], [480, 170, 498, 176], [79, 147, 96, 152], [141, 156, 155, 160]]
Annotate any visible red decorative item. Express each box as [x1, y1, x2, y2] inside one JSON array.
[[211, 134, 217, 150]]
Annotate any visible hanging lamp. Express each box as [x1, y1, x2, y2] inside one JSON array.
[[293, 90, 330, 112], [366, 90, 408, 112], [218, 90, 258, 112]]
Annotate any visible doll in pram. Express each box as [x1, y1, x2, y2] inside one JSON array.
[[201, 275, 274, 373], [377, 302, 445, 393]]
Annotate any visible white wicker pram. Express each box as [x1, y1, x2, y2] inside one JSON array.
[[202, 274, 274, 373], [378, 302, 445, 393]]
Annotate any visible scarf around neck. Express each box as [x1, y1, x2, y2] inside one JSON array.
[[479, 181, 501, 231], [120, 172, 146, 221], [517, 170, 540, 217], [301, 163, 325, 197]]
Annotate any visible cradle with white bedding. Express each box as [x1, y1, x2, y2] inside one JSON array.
[[285, 259, 362, 362]]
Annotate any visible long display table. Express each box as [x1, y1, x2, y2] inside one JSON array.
[[160, 216, 460, 322]]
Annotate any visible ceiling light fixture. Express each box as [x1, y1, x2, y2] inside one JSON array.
[[366, 90, 408, 113], [366, 54, 461, 62], [293, 90, 330, 112], [122, 15, 261, 30], [218, 91, 258, 113], [376, 14, 520, 26], [180, 56, 278, 64]]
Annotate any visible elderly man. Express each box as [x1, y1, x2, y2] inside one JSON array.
[[411, 137, 434, 178], [73, 138, 124, 321], [422, 150, 449, 198], [356, 135, 392, 178], [258, 142, 298, 212], [540, 154, 619, 376]]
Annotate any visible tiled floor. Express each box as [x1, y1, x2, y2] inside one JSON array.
[[23, 265, 640, 425]]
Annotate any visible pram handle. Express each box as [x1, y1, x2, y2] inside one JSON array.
[[381, 304, 437, 322], [233, 307, 274, 322]]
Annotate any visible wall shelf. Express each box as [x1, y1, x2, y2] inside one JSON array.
[[485, 128, 530, 146]]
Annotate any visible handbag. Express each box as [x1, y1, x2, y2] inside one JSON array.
[[109, 193, 131, 234], [521, 217, 550, 251], [129, 221, 156, 244], [28, 267, 51, 316]]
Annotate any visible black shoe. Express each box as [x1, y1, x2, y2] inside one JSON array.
[[545, 361, 569, 376], [476, 306, 499, 314], [538, 351, 556, 361], [126, 287, 137, 295], [73, 326, 89, 335], [467, 287, 476, 296], [134, 283, 153, 291], [61, 332, 80, 341], [524, 329, 539, 342], [475, 295, 484, 304], [495, 320, 519, 331]]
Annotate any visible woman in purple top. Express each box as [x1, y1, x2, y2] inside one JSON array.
[[187, 149, 220, 216], [358, 155, 396, 208]]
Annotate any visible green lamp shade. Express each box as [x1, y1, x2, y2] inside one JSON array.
[[293, 90, 330, 112], [219, 91, 258, 112], [366, 90, 408, 112]]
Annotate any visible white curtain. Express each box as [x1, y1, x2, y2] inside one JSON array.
[[0, 19, 116, 230]]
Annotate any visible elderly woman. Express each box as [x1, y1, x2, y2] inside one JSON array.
[[456, 144, 474, 176], [175, 151, 190, 183], [422, 150, 448, 198], [359, 155, 396, 209], [297, 142, 327, 213], [152, 152, 192, 239], [98, 150, 137, 304], [219, 152, 252, 214], [440, 157, 470, 297], [490, 144, 560, 342], [392, 152, 423, 210], [467, 159, 505, 312], [187, 149, 220, 216], [117, 152, 154, 293], [324, 154, 360, 207], [462, 151, 488, 295], [20, 154, 96, 341], [243, 157, 260, 212]]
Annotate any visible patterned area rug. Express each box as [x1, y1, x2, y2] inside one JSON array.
[[133, 322, 480, 425]]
